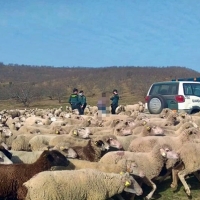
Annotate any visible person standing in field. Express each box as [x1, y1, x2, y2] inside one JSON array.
[[110, 89, 119, 114], [68, 88, 82, 115], [97, 92, 109, 118], [78, 90, 87, 115]]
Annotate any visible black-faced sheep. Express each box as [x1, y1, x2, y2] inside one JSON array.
[[0, 150, 69, 199]]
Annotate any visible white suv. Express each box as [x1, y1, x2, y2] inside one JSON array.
[[145, 77, 200, 114]]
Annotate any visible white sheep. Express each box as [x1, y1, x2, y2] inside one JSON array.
[[100, 144, 179, 200], [11, 134, 37, 151], [67, 158, 145, 178], [10, 148, 77, 164], [170, 141, 200, 196], [124, 101, 145, 113], [20, 169, 143, 200], [128, 127, 200, 153], [28, 135, 57, 151]]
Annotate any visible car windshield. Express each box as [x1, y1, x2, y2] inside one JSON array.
[[149, 83, 178, 95]]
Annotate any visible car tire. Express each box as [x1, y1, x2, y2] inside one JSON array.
[[148, 95, 168, 114]]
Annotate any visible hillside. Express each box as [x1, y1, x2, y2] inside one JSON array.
[[0, 63, 199, 109]]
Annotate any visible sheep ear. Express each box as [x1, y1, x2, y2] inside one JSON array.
[[60, 146, 65, 150], [73, 130, 78, 135], [146, 126, 151, 131], [124, 186, 136, 194], [125, 181, 131, 187], [87, 118, 92, 122], [160, 148, 166, 157]]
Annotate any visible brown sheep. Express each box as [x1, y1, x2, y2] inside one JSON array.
[[0, 150, 69, 200], [71, 139, 108, 162]]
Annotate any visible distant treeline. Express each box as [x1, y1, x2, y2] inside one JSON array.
[[0, 62, 199, 106]]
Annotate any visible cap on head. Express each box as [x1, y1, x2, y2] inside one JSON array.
[[113, 89, 118, 93], [73, 88, 78, 93], [80, 90, 83, 93]]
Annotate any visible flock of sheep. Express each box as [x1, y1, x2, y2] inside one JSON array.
[[0, 101, 200, 199]]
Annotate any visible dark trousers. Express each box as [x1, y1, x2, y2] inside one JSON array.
[[81, 103, 87, 115], [111, 104, 118, 114], [71, 104, 82, 115]]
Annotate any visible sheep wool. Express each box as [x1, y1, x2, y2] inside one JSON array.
[[22, 169, 142, 200]]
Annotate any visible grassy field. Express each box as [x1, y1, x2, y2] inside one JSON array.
[[0, 92, 143, 111], [134, 175, 200, 200]]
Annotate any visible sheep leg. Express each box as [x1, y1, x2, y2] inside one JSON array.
[[142, 177, 156, 200], [170, 168, 179, 189], [178, 171, 191, 196], [170, 161, 184, 189]]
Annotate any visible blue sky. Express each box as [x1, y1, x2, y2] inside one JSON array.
[[0, 0, 200, 72]]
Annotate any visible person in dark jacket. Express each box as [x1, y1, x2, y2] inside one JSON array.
[[110, 89, 119, 114], [68, 88, 82, 115], [78, 90, 87, 115]]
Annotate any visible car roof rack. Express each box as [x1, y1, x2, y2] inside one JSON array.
[[171, 77, 200, 82]]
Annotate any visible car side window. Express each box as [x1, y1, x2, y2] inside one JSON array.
[[191, 84, 200, 96], [183, 84, 193, 95]]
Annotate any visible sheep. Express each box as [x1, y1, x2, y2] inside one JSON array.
[[0, 126, 14, 148], [162, 121, 197, 135], [53, 126, 91, 138], [128, 127, 200, 153], [11, 134, 38, 151], [71, 139, 109, 162], [116, 125, 165, 151], [10, 147, 77, 164], [170, 142, 200, 196], [21, 115, 53, 126], [7, 109, 21, 119], [92, 125, 133, 136], [67, 158, 145, 178], [159, 108, 174, 118], [131, 123, 165, 136], [0, 126, 13, 139], [100, 144, 179, 200], [90, 134, 123, 149], [19, 169, 143, 200], [124, 101, 145, 113], [28, 135, 58, 151], [48, 135, 91, 148], [68, 127, 91, 138], [147, 112, 178, 127], [0, 150, 69, 199]]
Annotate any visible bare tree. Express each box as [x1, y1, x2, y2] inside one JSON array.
[[8, 82, 40, 107]]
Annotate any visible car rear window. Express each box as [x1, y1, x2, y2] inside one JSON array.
[[149, 83, 178, 95]]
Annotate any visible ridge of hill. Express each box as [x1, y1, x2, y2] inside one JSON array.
[[0, 64, 199, 109]]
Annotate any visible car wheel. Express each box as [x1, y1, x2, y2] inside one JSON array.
[[148, 95, 167, 114]]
